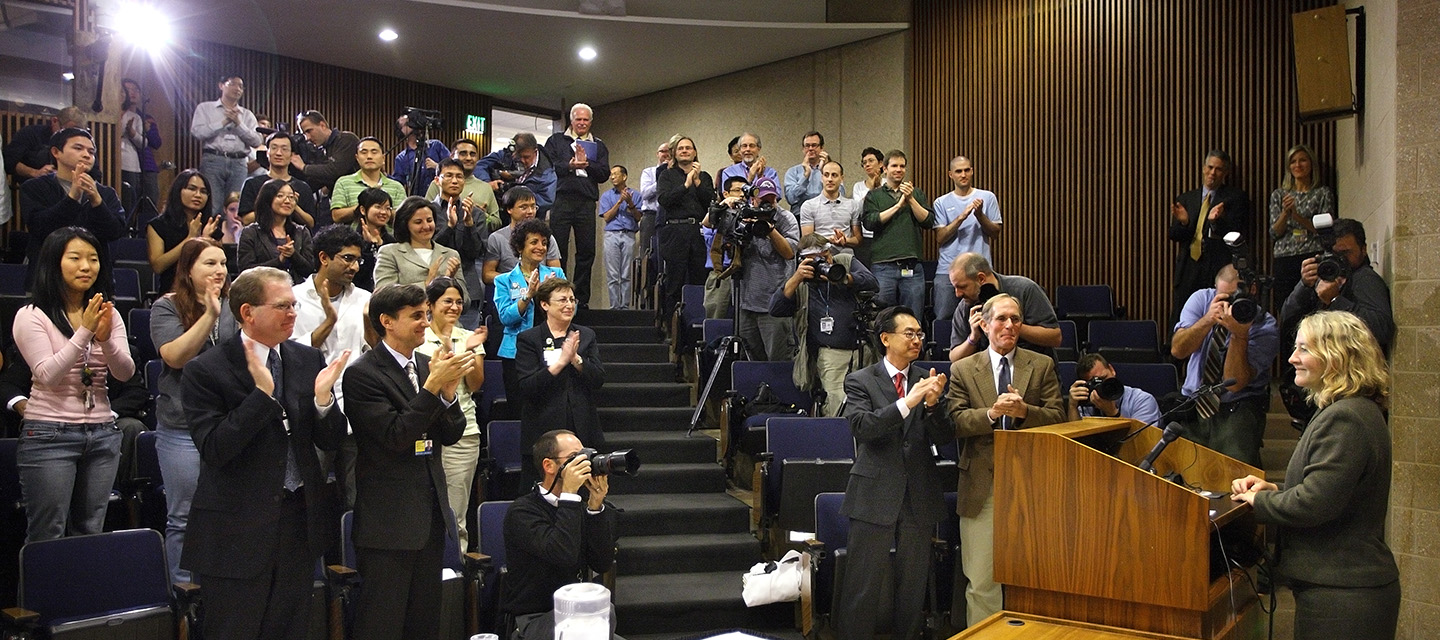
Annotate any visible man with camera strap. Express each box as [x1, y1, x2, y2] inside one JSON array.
[[1064, 352, 1162, 425], [712, 176, 798, 361]]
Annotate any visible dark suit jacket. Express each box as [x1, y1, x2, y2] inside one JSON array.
[[515, 323, 606, 457], [342, 346, 465, 551], [237, 222, 316, 284], [180, 334, 345, 579], [1168, 185, 1249, 276], [840, 361, 954, 529], [1253, 396, 1398, 588], [946, 348, 1065, 517]]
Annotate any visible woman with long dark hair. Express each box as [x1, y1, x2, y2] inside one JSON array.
[[238, 178, 316, 282], [149, 237, 235, 582], [1232, 311, 1398, 640], [350, 187, 395, 291], [146, 168, 219, 292], [11, 226, 135, 542]]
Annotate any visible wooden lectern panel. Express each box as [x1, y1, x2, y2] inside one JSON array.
[[992, 419, 1262, 637]]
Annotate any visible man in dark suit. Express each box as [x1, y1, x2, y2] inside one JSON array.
[[181, 266, 350, 640], [946, 293, 1065, 625], [1168, 150, 1249, 331], [342, 283, 472, 640], [836, 305, 952, 640]]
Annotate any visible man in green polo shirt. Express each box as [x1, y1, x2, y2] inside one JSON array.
[[862, 149, 933, 314], [330, 136, 407, 224]]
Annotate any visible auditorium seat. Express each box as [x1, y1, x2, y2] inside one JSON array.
[[720, 361, 810, 476], [755, 417, 853, 551], [475, 500, 512, 635], [1057, 320, 1079, 362], [1111, 362, 1181, 401], [929, 318, 952, 360], [3, 529, 186, 639], [1087, 319, 1161, 363], [129, 308, 156, 365]]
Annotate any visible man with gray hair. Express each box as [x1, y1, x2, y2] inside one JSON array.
[[717, 132, 779, 191], [180, 266, 350, 640], [543, 103, 609, 308]]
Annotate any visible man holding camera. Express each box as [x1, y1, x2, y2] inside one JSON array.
[[769, 234, 879, 417], [391, 113, 450, 196], [862, 150, 933, 314], [712, 176, 799, 361], [1170, 265, 1279, 467], [472, 134, 552, 221], [291, 110, 360, 200], [947, 252, 1060, 361], [1280, 217, 1393, 354], [503, 429, 617, 640], [1065, 353, 1162, 425]]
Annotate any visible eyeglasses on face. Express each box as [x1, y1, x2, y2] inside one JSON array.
[[889, 330, 926, 341]]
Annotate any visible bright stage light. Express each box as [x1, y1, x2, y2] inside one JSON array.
[[379, 28, 399, 42], [112, 2, 172, 53], [578, 46, 597, 61]]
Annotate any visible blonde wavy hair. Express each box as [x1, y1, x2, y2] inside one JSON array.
[[1296, 311, 1389, 409]]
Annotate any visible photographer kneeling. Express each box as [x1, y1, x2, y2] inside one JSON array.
[[503, 429, 618, 640], [770, 234, 879, 417], [710, 177, 799, 361], [1065, 353, 1162, 425]]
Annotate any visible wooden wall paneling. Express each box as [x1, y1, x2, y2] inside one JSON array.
[[3, 112, 120, 234], [913, 0, 1336, 330]]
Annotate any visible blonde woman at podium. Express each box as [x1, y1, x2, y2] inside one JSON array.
[[1231, 310, 1397, 640]]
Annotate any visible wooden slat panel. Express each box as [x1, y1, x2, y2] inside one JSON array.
[[2, 111, 120, 233], [911, 0, 1337, 330], [165, 40, 509, 195]]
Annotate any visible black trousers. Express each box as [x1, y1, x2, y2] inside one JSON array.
[[836, 515, 932, 640], [196, 491, 313, 640], [550, 195, 598, 305], [658, 221, 707, 317], [353, 508, 447, 640]]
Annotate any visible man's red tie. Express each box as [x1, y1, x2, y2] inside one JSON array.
[[894, 372, 905, 399]]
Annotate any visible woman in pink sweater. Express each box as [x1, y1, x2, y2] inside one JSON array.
[[12, 226, 135, 542]]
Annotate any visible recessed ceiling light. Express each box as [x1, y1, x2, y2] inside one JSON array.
[[578, 46, 597, 61], [61, 72, 75, 81], [379, 28, 398, 42]]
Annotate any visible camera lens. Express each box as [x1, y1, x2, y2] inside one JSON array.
[[1230, 297, 1258, 324]]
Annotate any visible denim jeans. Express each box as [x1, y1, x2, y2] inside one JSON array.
[[932, 271, 960, 324], [16, 420, 122, 542], [604, 230, 636, 309], [155, 423, 201, 583], [872, 261, 926, 316], [199, 153, 249, 216]]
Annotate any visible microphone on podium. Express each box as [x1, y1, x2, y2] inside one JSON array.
[[1138, 421, 1186, 473]]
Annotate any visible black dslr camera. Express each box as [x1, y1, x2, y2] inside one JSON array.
[[1221, 232, 1271, 324], [1312, 214, 1349, 283], [1083, 376, 1125, 403], [812, 260, 847, 283], [570, 448, 640, 477]]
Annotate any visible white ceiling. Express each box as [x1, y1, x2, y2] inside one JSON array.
[[150, 0, 908, 111]]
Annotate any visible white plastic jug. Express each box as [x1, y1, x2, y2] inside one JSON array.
[[552, 582, 611, 640]]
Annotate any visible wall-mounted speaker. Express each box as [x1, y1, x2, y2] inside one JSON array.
[[1292, 5, 1357, 121]]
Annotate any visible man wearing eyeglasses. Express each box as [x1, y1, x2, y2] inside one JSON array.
[[180, 266, 350, 640], [835, 305, 952, 640], [946, 293, 1065, 625], [239, 132, 317, 226], [429, 138, 504, 224], [291, 225, 372, 509], [783, 131, 840, 211], [472, 134, 553, 222]]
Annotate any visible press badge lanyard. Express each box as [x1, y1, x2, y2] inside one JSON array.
[[815, 282, 834, 335]]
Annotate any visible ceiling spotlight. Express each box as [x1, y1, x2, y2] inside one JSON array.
[[61, 72, 75, 81], [379, 28, 398, 42], [578, 46, 597, 61], [112, 2, 171, 53]]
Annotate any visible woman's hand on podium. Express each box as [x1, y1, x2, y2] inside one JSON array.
[[1230, 475, 1278, 505]]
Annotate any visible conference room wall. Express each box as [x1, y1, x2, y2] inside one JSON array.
[[910, 0, 1339, 330], [595, 32, 908, 212], [1335, 0, 1397, 281]]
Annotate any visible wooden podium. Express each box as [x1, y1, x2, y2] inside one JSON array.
[[992, 418, 1265, 640]]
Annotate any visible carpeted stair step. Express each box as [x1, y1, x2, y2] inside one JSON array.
[[605, 431, 715, 464], [610, 493, 750, 536], [607, 362, 681, 384], [614, 572, 793, 635], [609, 463, 726, 495], [597, 407, 702, 432], [602, 342, 670, 363], [596, 383, 691, 408], [592, 325, 662, 343], [617, 533, 763, 575], [577, 309, 656, 326]]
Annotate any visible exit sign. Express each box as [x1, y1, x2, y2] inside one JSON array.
[[465, 115, 487, 134]]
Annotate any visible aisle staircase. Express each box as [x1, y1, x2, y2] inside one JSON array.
[[578, 309, 793, 638]]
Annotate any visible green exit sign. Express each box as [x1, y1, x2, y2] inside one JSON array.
[[465, 115, 487, 134]]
